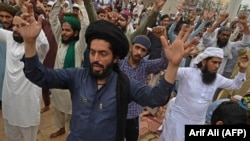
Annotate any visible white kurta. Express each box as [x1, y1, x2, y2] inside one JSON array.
[[159, 67, 246, 141], [0, 29, 49, 127], [49, 1, 89, 114]]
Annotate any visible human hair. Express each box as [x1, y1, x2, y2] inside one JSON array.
[[218, 26, 232, 35], [96, 7, 106, 15], [211, 101, 247, 125], [160, 14, 169, 21], [0, 3, 20, 17], [196, 57, 212, 68]]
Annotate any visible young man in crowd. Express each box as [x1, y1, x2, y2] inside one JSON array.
[[118, 30, 168, 141], [48, 0, 89, 138]]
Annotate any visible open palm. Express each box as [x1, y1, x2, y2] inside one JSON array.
[[17, 3, 42, 42], [160, 24, 198, 66]]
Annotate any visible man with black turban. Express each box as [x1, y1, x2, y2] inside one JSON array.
[[17, 4, 197, 140], [48, 0, 89, 138]]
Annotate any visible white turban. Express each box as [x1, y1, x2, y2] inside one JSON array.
[[192, 47, 224, 66]]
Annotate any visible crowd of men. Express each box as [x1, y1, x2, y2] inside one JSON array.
[[0, 0, 250, 141]]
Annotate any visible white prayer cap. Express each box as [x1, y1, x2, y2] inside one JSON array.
[[64, 0, 69, 5], [193, 47, 224, 65], [73, 3, 80, 9], [232, 95, 242, 101], [47, 1, 55, 6]]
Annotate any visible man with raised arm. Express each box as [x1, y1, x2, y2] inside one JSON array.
[[16, 3, 197, 141]]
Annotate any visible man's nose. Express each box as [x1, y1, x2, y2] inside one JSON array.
[[215, 63, 220, 69], [2, 17, 7, 22], [93, 53, 100, 61]]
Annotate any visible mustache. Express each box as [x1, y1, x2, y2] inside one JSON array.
[[134, 54, 142, 59], [13, 31, 20, 35], [2, 22, 10, 25], [91, 62, 104, 68]]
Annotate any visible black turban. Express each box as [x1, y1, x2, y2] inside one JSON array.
[[85, 20, 129, 59]]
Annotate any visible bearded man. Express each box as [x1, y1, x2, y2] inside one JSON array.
[[0, 11, 49, 141], [0, 3, 19, 109], [17, 1, 201, 139], [202, 13, 250, 78], [159, 47, 249, 141], [202, 12, 250, 100], [48, 0, 89, 138]]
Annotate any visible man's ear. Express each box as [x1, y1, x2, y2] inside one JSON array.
[[74, 31, 79, 37], [129, 44, 133, 51], [215, 120, 224, 125], [201, 60, 207, 68], [113, 56, 119, 63]]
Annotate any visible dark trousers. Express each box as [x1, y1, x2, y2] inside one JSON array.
[[125, 116, 139, 141], [42, 88, 51, 106]]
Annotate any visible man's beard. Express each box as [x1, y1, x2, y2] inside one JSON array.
[[217, 39, 228, 48], [13, 33, 24, 43], [132, 54, 142, 63], [201, 65, 217, 84], [117, 25, 126, 33], [61, 35, 76, 44], [89, 61, 113, 80]]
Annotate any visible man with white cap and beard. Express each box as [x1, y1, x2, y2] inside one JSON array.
[[159, 47, 249, 141]]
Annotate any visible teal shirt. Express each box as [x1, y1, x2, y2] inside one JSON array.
[[0, 42, 6, 101]]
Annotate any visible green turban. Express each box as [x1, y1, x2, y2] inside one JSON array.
[[62, 15, 81, 31]]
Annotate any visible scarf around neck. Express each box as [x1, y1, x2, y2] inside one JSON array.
[[63, 40, 76, 68]]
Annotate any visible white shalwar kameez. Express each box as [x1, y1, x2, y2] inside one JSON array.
[[0, 28, 49, 140], [159, 67, 245, 141], [48, 1, 89, 131]]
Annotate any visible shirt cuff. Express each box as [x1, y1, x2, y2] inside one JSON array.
[[23, 54, 41, 70], [236, 72, 246, 82]]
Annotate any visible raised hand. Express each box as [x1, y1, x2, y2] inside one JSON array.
[[16, 3, 42, 43], [106, 12, 119, 24], [238, 55, 250, 73], [160, 24, 196, 66], [237, 12, 250, 34], [174, 13, 182, 24], [203, 9, 216, 22], [238, 12, 248, 26], [216, 12, 229, 24], [176, 0, 184, 12], [153, 0, 167, 12], [152, 26, 167, 38]]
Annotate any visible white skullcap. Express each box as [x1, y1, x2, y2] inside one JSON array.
[[64, 0, 69, 5], [47, 1, 54, 6], [232, 95, 242, 101], [193, 47, 224, 65], [73, 3, 80, 9]]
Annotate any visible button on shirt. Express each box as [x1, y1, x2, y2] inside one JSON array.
[[23, 55, 174, 141]]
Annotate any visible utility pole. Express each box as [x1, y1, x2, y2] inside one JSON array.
[[226, 0, 242, 19], [161, 0, 181, 15], [216, 0, 221, 14]]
